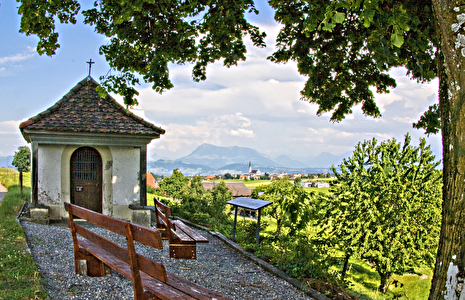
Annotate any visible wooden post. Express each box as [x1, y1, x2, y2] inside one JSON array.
[[232, 206, 238, 242], [31, 142, 38, 206], [126, 223, 145, 300], [19, 170, 23, 196], [256, 208, 261, 244], [139, 146, 147, 206], [67, 204, 81, 275]]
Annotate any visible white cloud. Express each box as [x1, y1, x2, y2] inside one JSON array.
[[0, 48, 35, 65], [0, 120, 29, 156], [122, 23, 441, 163], [230, 128, 255, 138], [0, 120, 22, 135]]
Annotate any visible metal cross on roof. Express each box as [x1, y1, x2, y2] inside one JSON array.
[[86, 59, 95, 77]]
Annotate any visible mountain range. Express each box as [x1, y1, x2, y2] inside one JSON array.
[[149, 143, 349, 176], [0, 144, 349, 175], [0, 156, 14, 169]]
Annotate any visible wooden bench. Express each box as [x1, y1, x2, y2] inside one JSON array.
[[153, 198, 209, 259], [64, 202, 230, 300]]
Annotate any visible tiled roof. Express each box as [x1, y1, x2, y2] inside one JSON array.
[[20, 77, 165, 137], [202, 182, 252, 197], [146, 172, 159, 189]]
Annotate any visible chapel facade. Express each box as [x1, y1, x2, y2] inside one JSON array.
[[19, 76, 165, 222]]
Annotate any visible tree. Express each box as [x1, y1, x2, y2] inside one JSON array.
[[257, 177, 310, 237], [12, 146, 31, 196], [260, 172, 270, 180], [267, 2, 463, 297], [210, 182, 233, 225], [223, 173, 233, 180], [17, 0, 266, 105], [178, 177, 232, 227], [157, 168, 189, 200], [319, 134, 442, 292], [16, 0, 465, 296]]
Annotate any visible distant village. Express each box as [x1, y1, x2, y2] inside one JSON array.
[[148, 162, 332, 199], [202, 162, 332, 184]]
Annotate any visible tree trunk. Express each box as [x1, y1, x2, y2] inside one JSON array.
[[378, 272, 390, 293], [341, 253, 351, 280], [276, 218, 281, 237], [429, 0, 465, 298], [19, 170, 23, 196]]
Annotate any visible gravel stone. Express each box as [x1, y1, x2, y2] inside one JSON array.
[[22, 221, 314, 300]]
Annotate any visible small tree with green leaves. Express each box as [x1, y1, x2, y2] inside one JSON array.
[[157, 168, 190, 200], [179, 177, 232, 228], [256, 177, 310, 237], [319, 134, 442, 292], [210, 182, 232, 219], [12, 146, 31, 196]]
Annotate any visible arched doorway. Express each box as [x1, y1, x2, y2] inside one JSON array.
[[70, 147, 102, 213]]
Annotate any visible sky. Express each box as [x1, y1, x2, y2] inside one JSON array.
[[0, 1, 442, 165]]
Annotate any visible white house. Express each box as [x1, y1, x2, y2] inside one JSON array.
[[20, 77, 165, 223]]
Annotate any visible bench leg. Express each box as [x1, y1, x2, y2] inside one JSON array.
[[156, 226, 169, 240], [169, 243, 197, 259], [76, 249, 111, 277]]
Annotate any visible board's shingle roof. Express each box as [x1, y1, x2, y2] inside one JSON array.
[[20, 77, 165, 137], [202, 182, 252, 197]]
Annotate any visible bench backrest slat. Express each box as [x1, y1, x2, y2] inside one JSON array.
[[154, 198, 172, 216], [65, 202, 168, 283], [126, 223, 145, 300], [65, 202, 163, 249], [153, 198, 176, 243], [74, 222, 131, 264], [155, 206, 172, 230]]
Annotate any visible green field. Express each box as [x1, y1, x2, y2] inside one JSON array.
[[0, 169, 48, 300], [209, 179, 332, 194]]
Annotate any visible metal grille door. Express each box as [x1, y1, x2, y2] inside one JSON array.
[[70, 147, 102, 213]]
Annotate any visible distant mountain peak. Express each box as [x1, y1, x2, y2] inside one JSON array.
[[178, 144, 279, 169], [148, 144, 345, 176]]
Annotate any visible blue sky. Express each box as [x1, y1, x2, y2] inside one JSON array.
[[0, 1, 442, 165]]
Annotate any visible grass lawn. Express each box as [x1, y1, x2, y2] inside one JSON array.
[[341, 258, 432, 299], [0, 169, 48, 300], [209, 179, 332, 194]]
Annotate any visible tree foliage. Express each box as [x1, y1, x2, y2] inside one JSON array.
[[320, 134, 442, 292], [17, 0, 266, 106], [157, 168, 189, 200], [158, 170, 232, 227], [268, 0, 436, 122], [12, 146, 31, 172], [255, 177, 311, 237]]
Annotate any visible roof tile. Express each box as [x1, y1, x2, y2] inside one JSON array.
[[20, 77, 165, 137]]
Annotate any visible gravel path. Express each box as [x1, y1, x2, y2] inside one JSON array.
[[22, 221, 314, 300]]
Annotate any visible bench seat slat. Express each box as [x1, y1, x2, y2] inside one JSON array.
[[165, 273, 230, 300], [79, 239, 227, 299], [171, 227, 196, 243], [172, 221, 209, 243]]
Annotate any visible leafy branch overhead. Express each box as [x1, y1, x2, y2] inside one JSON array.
[[17, 0, 436, 121], [17, 0, 266, 106], [270, 0, 436, 122]]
